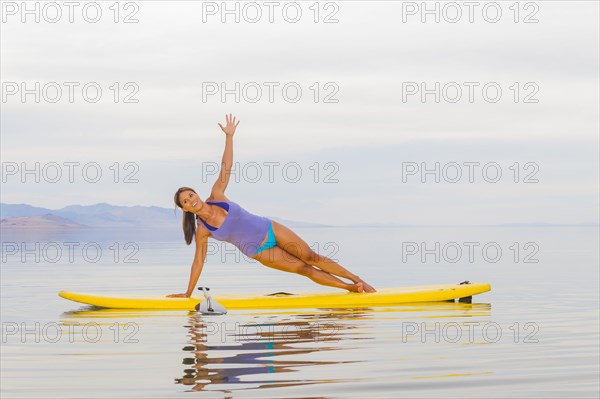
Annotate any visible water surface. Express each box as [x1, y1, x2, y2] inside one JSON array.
[[1, 226, 598, 398]]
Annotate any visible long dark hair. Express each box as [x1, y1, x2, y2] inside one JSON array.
[[174, 186, 197, 245]]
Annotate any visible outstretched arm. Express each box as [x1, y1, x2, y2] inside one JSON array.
[[211, 114, 240, 197], [167, 231, 210, 297]]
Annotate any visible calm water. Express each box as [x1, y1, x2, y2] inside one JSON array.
[[1, 226, 598, 398]]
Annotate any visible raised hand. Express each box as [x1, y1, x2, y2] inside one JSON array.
[[218, 113, 240, 137]]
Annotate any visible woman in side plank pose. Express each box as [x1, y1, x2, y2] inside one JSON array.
[[168, 114, 376, 298]]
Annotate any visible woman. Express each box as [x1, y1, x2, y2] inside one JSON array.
[[167, 114, 376, 298]]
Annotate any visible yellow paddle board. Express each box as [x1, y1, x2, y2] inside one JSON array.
[[58, 282, 491, 310]]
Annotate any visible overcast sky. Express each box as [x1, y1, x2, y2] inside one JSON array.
[[1, 0, 598, 225]]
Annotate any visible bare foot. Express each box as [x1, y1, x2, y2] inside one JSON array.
[[348, 282, 364, 293], [359, 281, 377, 293]]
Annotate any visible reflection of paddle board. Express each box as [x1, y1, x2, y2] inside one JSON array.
[[58, 282, 491, 310]]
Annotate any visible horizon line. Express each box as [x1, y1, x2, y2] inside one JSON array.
[[1, 202, 598, 228]]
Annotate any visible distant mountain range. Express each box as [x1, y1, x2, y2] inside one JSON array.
[[0, 214, 87, 228], [1, 203, 596, 229], [0, 203, 331, 229]]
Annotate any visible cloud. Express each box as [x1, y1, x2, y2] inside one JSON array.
[[1, 1, 598, 224]]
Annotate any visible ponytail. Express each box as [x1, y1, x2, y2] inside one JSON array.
[[182, 210, 196, 245], [174, 186, 198, 245]]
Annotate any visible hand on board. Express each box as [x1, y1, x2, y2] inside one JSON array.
[[166, 293, 190, 298]]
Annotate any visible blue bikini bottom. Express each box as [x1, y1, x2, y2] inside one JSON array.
[[255, 222, 277, 254]]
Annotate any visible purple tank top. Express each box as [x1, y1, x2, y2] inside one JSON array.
[[196, 201, 271, 257]]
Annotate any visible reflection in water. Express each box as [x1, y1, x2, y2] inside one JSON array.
[[59, 302, 492, 392], [175, 311, 367, 391], [172, 303, 491, 392], [62, 302, 491, 319]]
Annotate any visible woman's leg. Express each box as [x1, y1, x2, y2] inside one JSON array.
[[253, 245, 364, 292], [270, 221, 376, 292]]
